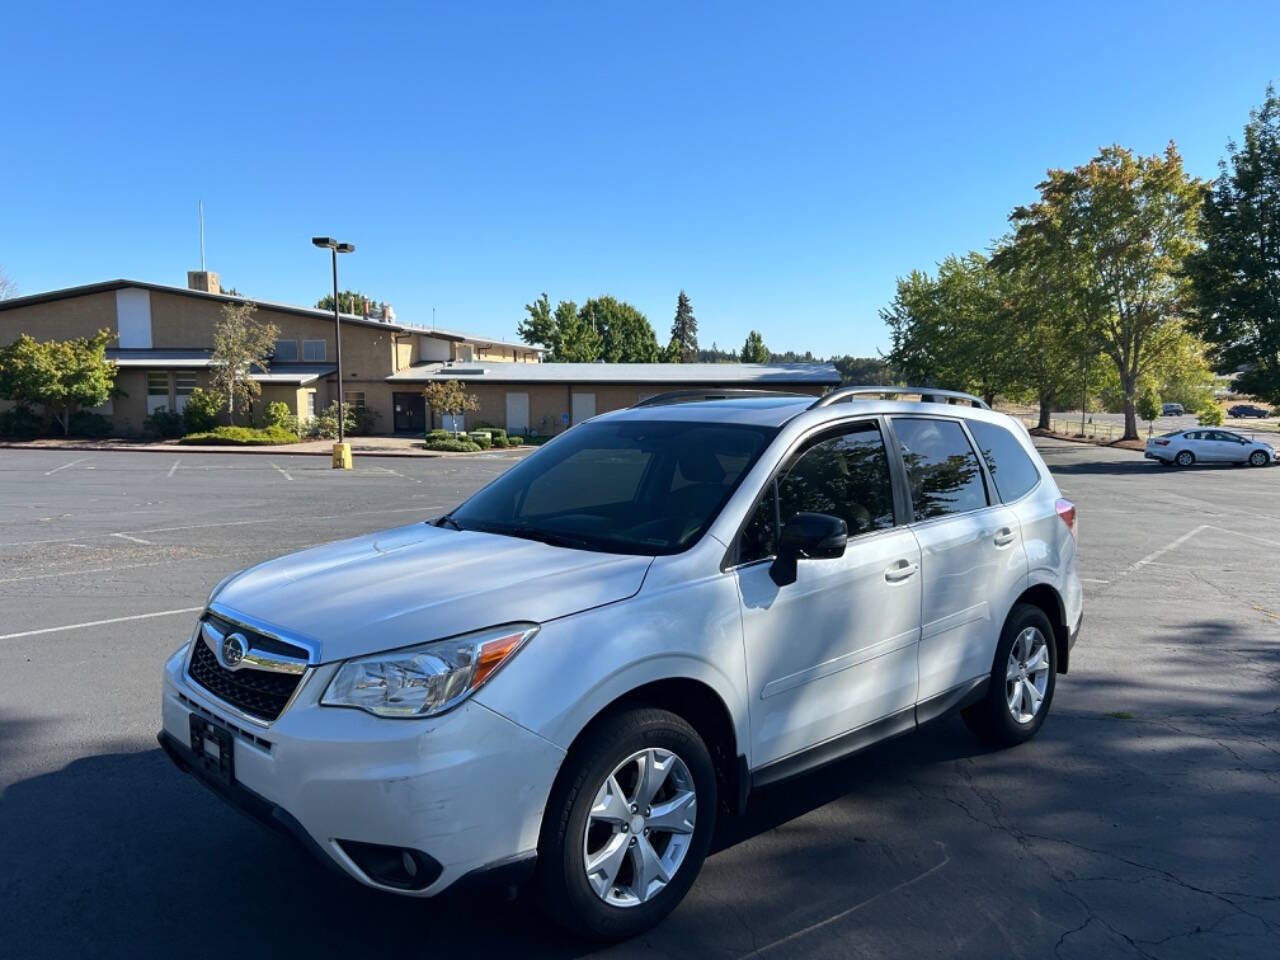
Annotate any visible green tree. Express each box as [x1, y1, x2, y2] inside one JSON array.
[[553, 299, 602, 361], [0, 330, 116, 435], [740, 330, 769, 363], [1186, 86, 1280, 404], [580, 296, 660, 362], [1136, 384, 1161, 423], [830, 356, 895, 385], [211, 302, 279, 424], [518, 293, 557, 350], [1009, 144, 1204, 439], [182, 387, 225, 433], [317, 289, 380, 315], [1198, 403, 1225, 426], [666, 291, 699, 363], [883, 253, 1016, 405], [423, 379, 479, 434]]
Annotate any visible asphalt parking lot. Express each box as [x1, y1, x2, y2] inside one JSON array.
[[1, 441, 1277, 959]]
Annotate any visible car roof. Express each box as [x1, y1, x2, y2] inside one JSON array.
[[595, 393, 1029, 432]]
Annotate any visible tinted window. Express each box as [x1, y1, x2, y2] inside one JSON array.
[[891, 417, 988, 519], [451, 420, 774, 555], [967, 420, 1041, 502], [737, 421, 896, 563]]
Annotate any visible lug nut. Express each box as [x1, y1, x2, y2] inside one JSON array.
[[621, 823, 628, 833], [630, 836, 637, 846], [630, 804, 638, 813]]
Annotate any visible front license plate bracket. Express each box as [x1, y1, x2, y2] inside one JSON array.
[[189, 715, 235, 787]]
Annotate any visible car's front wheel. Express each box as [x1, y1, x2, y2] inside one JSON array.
[[537, 707, 717, 940], [963, 603, 1058, 746], [1249, 450, 1269, 467]]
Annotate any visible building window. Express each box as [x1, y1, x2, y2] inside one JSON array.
[[343, 392, 365, 409], [146, 371, 170, 414], [174, 372, 198, 414], [274, 339, 299, 362], [302, 339, 326, 362], [306, 392, 317, 420]]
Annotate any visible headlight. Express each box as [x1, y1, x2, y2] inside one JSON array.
[[321, 623, 539, 718]]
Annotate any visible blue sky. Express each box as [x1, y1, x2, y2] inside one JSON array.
[[2, 2, 1278, 357]]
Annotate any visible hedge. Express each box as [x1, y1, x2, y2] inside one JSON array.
[[424, 436, 482, 453], [180, 425, 300, 446]]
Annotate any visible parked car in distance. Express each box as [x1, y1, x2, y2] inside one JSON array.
[[1161, 402, 1185, 416], [1146, 428, 1275, 467], [158, 386, 1083, 941], [1228, 404, 1270, 418]]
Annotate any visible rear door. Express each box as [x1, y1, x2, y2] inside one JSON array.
[[888, 416, 1029, 704], [734, 418, 922, 768]]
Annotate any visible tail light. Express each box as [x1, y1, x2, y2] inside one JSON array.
[[1056, 499, 1077, 539], [1151, 439, 1170, 446]]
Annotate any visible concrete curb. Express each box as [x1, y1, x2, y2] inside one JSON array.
[[0, 440, 530, 459]]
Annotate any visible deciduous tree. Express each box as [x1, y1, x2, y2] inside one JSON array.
[[423, 379, 479, 434], [0, 330, 116, 435], [581, 297, 660, 363], [1009, 144, 1204, 439], [1186, 86, 1280, 404], [211, 303, 279, 424]]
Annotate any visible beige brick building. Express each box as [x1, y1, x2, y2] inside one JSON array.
[[0, 273, 840, 435]]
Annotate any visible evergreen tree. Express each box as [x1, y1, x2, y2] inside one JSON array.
[[1187, 86, 1280, 403], [740, 330, 769, 363], [667, 291, 699, 363]]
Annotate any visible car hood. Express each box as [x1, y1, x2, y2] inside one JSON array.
[[212, 523, 653, 663]]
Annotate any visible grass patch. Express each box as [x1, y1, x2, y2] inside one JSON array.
[[180, 426, 300, 446]]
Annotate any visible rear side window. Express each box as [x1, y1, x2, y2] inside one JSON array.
[[967, 420, 1041, 502], [891, 417, 988, 520]]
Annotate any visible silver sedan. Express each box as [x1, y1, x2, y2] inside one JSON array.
[[1145, 428, 1275, 467]]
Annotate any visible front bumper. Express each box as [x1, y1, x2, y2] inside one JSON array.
[[160, 645, 565, 896]]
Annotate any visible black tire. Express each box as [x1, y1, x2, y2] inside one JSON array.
[[536, 707, 718, 941], [1249, 450, 1268, 467], [962, 603, 1058, 747], [1175, 450, 1195, 467]]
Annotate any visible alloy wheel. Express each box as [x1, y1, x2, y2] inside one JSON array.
[[582, 747, 697, 907], [1006, 627, 1050, 724], [1176, 451, 1194, 466], [1250, 451, 1267, 467]]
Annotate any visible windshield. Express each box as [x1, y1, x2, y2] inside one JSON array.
[[447, 419, 777, 555]]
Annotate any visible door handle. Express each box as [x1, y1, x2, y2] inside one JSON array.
[[994, 528, 1017, 547], [884, 560, 919, 582]]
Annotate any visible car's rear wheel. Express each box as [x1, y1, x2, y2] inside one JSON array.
[[962, 603, 1057, 747], [537, 707, 717, 940], [1249, 450, 1268, 467], [1175, 450, 1195, 467]]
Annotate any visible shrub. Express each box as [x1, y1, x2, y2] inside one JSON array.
[[491, 434, 508, 448], [304, 402, 378, 439], [423, 436, 481, 453], [476, 423, 507, 440], [179, 425, 300, 446], [0, 405, 46, 438], [67, 410, 112, 437], [467, 431, 493, 449], [1136, 385, 1161, 423], [182, 388, 225, 433], [144, 409, 186, 438], [507, 435, 524, 446], [264, 401, 294, 430], [426, 428, 450, 440], [1197, 404, 1225, 426]]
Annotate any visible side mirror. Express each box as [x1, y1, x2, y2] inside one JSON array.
[[769, 512, 848, 587]]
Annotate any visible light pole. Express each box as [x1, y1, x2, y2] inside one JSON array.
[[312, 237, 355, 452]]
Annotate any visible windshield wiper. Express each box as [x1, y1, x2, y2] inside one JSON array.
[[434, 514, 462, 530], [483, 524, 599, 552]]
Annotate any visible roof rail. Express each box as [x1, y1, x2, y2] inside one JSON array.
[[810, 385, 990, 410], [631, 389, 811, 408]]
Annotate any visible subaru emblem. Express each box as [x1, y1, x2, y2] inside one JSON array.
[[221, 633, 247, 669]]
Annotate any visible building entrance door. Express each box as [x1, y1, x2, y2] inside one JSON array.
[[393, 392, 427, 433]]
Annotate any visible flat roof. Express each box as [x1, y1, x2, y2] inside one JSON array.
[[106, 349, 334, 385], [0, 279, 542, 353], [386, 361, 841, 385]]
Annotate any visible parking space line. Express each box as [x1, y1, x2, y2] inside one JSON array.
[[0, 606, 203, 641], [167, 458, 182, 477], [0, 505, 444, 549], [269, 462, 294, 481], [1121, 524, 1210, 577], [43, 457, 90, 476], [110, 532, 153, 545]]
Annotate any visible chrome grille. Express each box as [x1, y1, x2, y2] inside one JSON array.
[[186, 613, 308, 722]]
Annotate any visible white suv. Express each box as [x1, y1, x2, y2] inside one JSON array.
[[158, 387, 1082, 940]]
